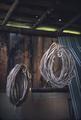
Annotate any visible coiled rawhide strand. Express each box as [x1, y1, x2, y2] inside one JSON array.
[[6, 64, 31, 106], [40, 42, 76, 88]]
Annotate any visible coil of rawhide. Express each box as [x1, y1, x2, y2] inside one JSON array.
[[40, 42, 76, 88], [6, 64, 31, 106]]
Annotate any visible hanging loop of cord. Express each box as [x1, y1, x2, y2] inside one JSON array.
[[6, 64, 31, 106], [40, 42, 76, 88]]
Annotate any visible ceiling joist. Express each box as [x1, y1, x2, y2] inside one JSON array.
[[0, 0, 81, 31], [2, 0, 18, 25]]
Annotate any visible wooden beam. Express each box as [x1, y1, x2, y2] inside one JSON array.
[[16, 7, 42, 16], [58, 14, 81, 33], [32, 9, 54, 28], [2, 0, 19, 25], [19, 0, 80, 13], [0, 25, 80, 37], [0, 12, 36, 24], [0, 3, 10, 11], [20, 0, 53, 8], [0, 25, 57, 37]]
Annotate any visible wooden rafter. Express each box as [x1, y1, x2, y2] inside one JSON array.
[[2, 0, 19, 25]]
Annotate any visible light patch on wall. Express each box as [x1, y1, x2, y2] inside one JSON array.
[[63, 30, 81, 35], [6, 22, 31, 29], [1, 20, 80, 35], [36, 27, 57, 32]]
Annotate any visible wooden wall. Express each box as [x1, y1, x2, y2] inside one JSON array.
[[0, 32, 58, 90], [0, 32, 70, 120], [31, 36, 57, 88], [0, 32, 8, 91]]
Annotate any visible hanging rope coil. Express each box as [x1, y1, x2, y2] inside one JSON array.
[[6, 64, 31, 106], [40, 42, 76, 88]]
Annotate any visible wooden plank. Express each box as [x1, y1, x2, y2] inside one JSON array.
[[33, 36, 44, 87], [0, 25, 81, 37], [0, 3, 10, 11], [0, 34, 8, 91], [2, 0, 18, 25]]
